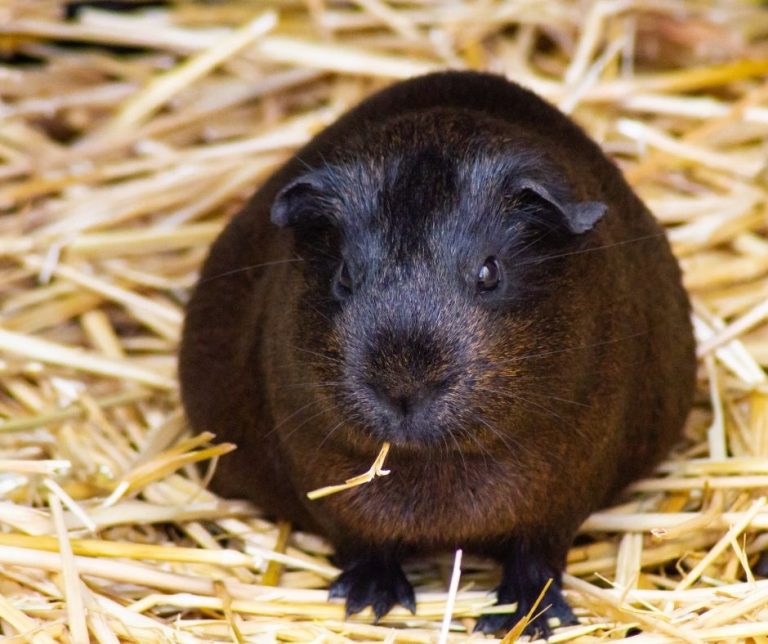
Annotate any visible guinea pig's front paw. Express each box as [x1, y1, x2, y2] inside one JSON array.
[[329, 554, 416, 622], [475, 559, 577, 639]]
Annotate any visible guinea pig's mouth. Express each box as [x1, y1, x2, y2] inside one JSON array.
[[330, 356, 489, 453], [329, 419, 436, 451], [338, 416, 491, 456], [372, 423, 445, 450]]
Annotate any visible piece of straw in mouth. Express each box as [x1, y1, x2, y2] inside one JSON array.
[[306, 442, 391, 500]]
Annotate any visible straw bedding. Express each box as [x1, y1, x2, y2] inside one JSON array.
[[1, 0, 768, 641]]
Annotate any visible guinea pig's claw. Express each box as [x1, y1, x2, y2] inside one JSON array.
[[474, 576, 577, 639], [329, 557, 416, 622]]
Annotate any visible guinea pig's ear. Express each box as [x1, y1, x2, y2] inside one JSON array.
[[515, 179, 607, 235], [270, 171, 335, 228]]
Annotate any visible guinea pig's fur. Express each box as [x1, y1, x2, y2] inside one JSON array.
[[180, 71, 696, 636]]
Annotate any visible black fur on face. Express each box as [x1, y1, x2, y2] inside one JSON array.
[[284, 111, 606, 450]]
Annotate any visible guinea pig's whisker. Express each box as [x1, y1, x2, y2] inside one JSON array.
[[198, 258, 305, 284], [444, 428, 469, 481], [494, 331, 648, 365], [289, 344, 345, 366], [482, 387, 567, 421], [303, 301, 336, 326], [508, 393, 567, 421], [521, 391, 589, 408], [271, 360, 340, 373], [519, 231, 667, 266], [507, 229, 551, 262], [457, 420, 496, 464], [437, 433, 448, 463], [265, 398, 325, 437], [467, 414, 515, 454], [314, 418, 349, 453], [276, 380, 344, 391], [297, 242, 340, 262], [279, 403, 336, 443]]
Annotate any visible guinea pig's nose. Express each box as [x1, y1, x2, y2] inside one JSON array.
[[370, 379, 447, 421]]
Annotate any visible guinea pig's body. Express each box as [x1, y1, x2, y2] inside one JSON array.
[[180, 71, 696, 635]]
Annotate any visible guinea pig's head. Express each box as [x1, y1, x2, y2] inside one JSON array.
[[270, 112, 607, 452]]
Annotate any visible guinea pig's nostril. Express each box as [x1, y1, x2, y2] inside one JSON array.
[[392, 395, 410, 417], [370, 379, 447, 421]]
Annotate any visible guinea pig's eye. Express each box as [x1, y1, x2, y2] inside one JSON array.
[[333, 261, 353, 299], [476, 257, 502, 292]]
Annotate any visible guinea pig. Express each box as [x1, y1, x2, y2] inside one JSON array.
[[179, 71, 696, 636]]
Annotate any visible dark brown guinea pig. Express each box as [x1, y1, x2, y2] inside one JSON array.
[[180, 71, 696, 636]]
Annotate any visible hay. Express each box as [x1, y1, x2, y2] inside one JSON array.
[[306, 442, 391, 500], [1, 0, 768, 641]]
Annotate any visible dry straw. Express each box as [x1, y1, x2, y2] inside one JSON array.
[[1, 0, 768, 641], [306, 442, 391, 500]]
